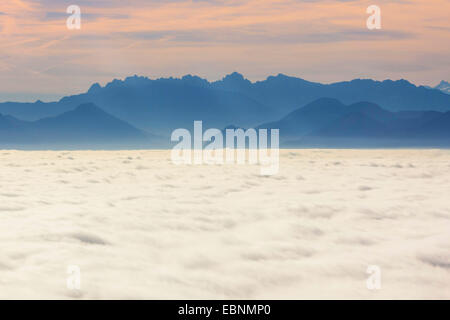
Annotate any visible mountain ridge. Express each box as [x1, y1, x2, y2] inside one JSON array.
[[1, 73, 449, 137], [258, 98, 450, 147], [435, 80, 450, 95], [0, 103, 154, 148]]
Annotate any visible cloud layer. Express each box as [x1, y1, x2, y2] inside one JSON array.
[[0, 149, 449, 299]]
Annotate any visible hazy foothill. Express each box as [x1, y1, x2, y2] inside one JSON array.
[[0, 73, 449, 148]]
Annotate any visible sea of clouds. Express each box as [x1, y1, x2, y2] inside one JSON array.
[[0, 149, 449, 299]]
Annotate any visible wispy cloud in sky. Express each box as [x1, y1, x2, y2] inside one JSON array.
[[0, 0, 449, 101]]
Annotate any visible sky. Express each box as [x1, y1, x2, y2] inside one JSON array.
[[0, 0, 449, 102]]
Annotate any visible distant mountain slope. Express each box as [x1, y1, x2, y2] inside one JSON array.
[[315, 112, 390, 138], [416, 111, 450, 137], [322, 79, 450, 112], [0, 76, 276, 136], [0, 100, 60, 123], [0, 103, 153, 148], [345, 102, 396, 124], [212, 73, 450, 113], [1, 73, 450, 137], [258, 98, 450, 147], [435, 81, 450, 95], [0, 114, 19, 130], [30, 103, 149, 143], [0, 114, 31, 143], [256, 98, 347, 138], [2, 98, 450, 149]]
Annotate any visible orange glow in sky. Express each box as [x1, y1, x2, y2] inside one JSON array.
[[0, 0, 449, 101]]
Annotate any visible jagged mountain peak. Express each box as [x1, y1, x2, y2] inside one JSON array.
[[88, 83, 102, 94], [220, 72, 252, 85], [436, 80, 450, 94]]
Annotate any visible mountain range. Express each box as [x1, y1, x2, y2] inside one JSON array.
[[1, 73, 450, 137], [0, 103, 157, 149], [0, 73, 449, 148], [258, 98, 450, 147]]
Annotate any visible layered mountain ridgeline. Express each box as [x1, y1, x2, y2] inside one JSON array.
[[0, 98, 449, 148], [1, 73, 449, 137], [0, 103, 159, 149], [258, 98, 450, 147], [212, 73, 450, 113], [0, 75, 276, 137]]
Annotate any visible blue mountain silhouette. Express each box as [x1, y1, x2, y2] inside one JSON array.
[[435, 81, 450, 95], [258, 98, 450, 147], [1, 73, 449, 137], [0, 103, 153, 148], [1, 73, 450, 148], [211, 73, 450, 113]]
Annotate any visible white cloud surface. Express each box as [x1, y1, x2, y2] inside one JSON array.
[[0, 149, 449, 299]]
